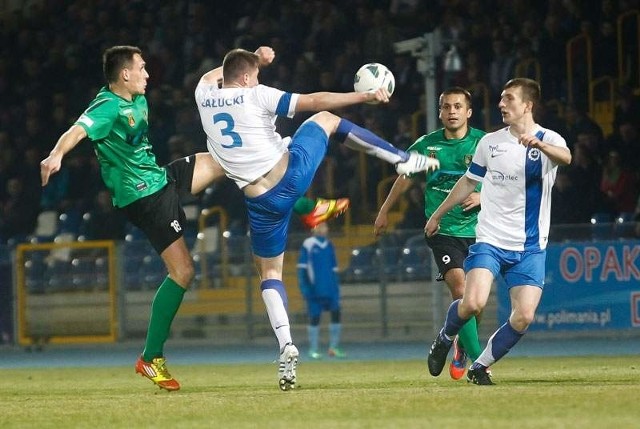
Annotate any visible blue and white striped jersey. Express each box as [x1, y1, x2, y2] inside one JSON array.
[[466, 125, 567, 251]]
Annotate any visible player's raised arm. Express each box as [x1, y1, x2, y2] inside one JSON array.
[[199, 46, 275, 86], [40, 124, 87, 186]]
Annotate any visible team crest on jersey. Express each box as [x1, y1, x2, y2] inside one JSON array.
[[527, 148, 541, 161], [464, 154, 473, 166], [128, 114, 135, 127]]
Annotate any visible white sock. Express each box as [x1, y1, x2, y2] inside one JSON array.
[[261, 288, 292, 350]]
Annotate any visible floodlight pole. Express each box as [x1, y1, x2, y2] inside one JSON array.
[[416, 31, 441, 134]]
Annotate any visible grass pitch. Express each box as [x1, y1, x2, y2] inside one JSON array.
[[1, 356, 638, 429]]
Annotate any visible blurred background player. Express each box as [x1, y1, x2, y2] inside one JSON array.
[[297, 222, 345, 359], [375, 87, 485, 380]]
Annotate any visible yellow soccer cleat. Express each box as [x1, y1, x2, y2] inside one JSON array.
[[135, 356, 181, 391], [300, 198, 350, 229]]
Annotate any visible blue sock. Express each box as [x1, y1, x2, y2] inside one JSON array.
[[261, 279, 288, 309], [474, 321, 524, 368], [443, 300, 470, 339], [329, 323, 341, 349], [335, 119, 409, 164], [307, 324, 320, 352]]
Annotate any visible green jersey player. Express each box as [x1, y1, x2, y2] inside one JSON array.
[[40, 45, 228, 391], [375, 87, 485, 380]]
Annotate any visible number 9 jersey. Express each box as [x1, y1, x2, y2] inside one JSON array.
[[195, 83, 300, 189]]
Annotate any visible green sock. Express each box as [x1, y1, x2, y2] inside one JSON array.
[[457, 316, 482, 361], [293, 197, 315, 215], [142, 276, 186, 362]]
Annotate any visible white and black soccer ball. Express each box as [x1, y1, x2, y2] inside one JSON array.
[[353, 63, 395, 99]]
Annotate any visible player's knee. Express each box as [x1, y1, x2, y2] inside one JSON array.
[[460, 298, 484, 317], [510, 309, 535, 330], [170, 263, 195, 288], [308, 111, 340, 133]]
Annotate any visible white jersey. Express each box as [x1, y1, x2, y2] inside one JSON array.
[[466, 125, 567, 251], [195, 83, 300, 188]]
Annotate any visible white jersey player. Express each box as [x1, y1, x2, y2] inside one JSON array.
[[468, 125, 567, 251], [195, 47, 438, 391], [425, 78, 571, 385]]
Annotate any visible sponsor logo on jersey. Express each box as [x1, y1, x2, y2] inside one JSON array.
[[490, 170, 518, 183], [489, 144, 507, 158], [464, 154, 473, 166], [528, 148, 541, 161]]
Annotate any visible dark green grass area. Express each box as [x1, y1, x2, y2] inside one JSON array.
[[1, 356, 638, 428]]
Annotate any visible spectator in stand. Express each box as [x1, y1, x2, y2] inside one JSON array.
[[600, 150, 639, 215], [551, 168, 584, 224], [566, 141, 606, 222], [83, 189, 128, 241], [0, 177, 40, 243], [613, 85, 640, 130], [564, 104, 604, 146], [606, 119, 640, 171]]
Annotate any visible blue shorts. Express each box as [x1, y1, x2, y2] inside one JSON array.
[[306, 296, 341, 320], [245, 122, 328, 257], [463, 242, 546, 288]]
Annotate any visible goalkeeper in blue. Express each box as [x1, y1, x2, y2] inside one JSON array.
[[297, 222, 345, 360]]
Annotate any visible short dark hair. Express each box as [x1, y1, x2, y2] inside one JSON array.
[[440, 86, 472, 108], [504, 78, 541, 106], [103, 45, 142, 84], [222, 49, 260, 82]]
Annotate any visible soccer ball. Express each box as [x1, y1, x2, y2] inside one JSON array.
[[353, 63, 395, 101]]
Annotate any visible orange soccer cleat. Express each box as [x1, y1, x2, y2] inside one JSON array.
[[449, 337, 468, 380], [300, 198, 350, 229]]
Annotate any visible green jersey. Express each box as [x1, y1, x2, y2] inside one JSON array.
[[75, 87, 167, 207], [407, 127, 485, 238]]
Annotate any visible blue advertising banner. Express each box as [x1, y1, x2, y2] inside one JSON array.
[[497, 240, 640, 331]]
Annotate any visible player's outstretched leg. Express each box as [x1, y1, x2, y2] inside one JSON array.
[[278, 343, 299, 391], [135, 355, 180, 391], [333, 119, 439, 175]]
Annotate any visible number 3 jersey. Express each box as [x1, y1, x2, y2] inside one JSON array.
[[466, 126, 567, 251], [195, 83, 300, 189]]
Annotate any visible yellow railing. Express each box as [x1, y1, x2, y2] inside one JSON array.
[[15, 240, 118, 345], [617, 9, 640, 85], [589, 76, 616, 135]]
